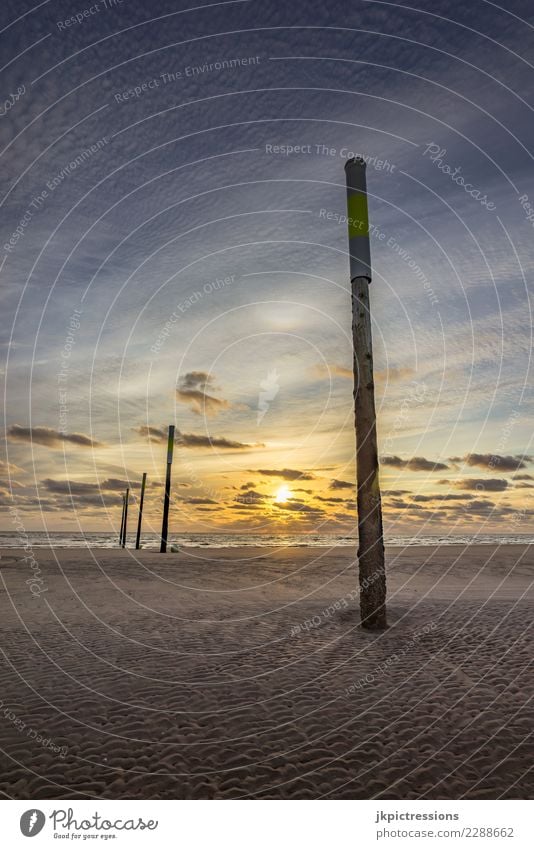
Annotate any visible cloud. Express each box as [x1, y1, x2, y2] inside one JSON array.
[[311, 363, 352, 380], [513, 473, 534, 481], [42, 478, 99, 495], [177, 432, 263, 451], [276, 501, 325, 515], [100, 478, 143, 491], [41, 478, 143, 495], [133, 425, 168, 443], [333, 512, 357, 522], [316, 495, 353, 504], [68, 493, 122, 507], [439, 478, 509, 492], [179, 497, 218, 505], [178, 371, 212, 390], [8, 425, 102, 448], [386, 498, 423, 510], [256, 468, 316, 481], [235, 490, 266, 505], [133, 425, 262, 450], [410, 493, 475, 502], [450, 453, 532, 471], [329, 479, 354, 490], [176, 372, 234, 416], [381, 455, 449, 471], [0, 460, 25, 476]]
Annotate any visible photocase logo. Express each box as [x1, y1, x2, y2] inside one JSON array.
[[257, 369, 280, 424], [20, 809, 46, 837]]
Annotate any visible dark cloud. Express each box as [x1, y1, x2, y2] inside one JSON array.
[[329, 479, 354, 490], [179, 497, 218, 505], [69, 493, 122, 508], [256, 468, 315, 481], [410, 493, 475, 502], [133, 425, 167, 443], [316, 495, 353, 504], [176, 372, 234, 416], [333, 512, 357, 522], [177, 432, 263, 451], [41, 478, 143, 495], [8, 425, 102, 448], [235, 490, 266, 505], [42, 478, 98, 495], [513, 473, 534, 481], [134, 425, 260, 451], [178, 371, 213, 390], [386, 498, 422, 510], [276, 501, 325, 515], [450, 453, 532, 471], [382, 455, 449, 471], [101, 478, 140, 491], [454, 499, 512, 517], [439, 478, 509, 492]]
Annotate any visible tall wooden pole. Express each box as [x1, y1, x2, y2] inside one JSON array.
[[160, 425, 175, 553], [135, 472, 147, 550], [121, 487, 129, 548], [345, 156, 387, 630], [119, 494, 125, 547]]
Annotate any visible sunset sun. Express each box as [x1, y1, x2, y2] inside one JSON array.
[[275, 485, 291, 504]]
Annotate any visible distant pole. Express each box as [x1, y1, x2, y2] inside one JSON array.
[[121, 487, 129, 548], [119, 494, 125, 546], [135, 472, 147, 550], [160, 425, 175, 553], [345, 156, 387, 630]]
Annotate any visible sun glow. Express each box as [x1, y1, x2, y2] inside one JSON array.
[[275, 485, 291, 504]]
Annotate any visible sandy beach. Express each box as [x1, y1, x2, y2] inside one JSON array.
[[0, 544, 532, 799]]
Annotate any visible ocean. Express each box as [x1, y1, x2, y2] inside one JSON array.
[[0, 532, 532, 548]]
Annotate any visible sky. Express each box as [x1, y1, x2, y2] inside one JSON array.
[[1, 0, 533, 537]]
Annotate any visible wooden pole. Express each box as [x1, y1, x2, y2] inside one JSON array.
[[119, 494, 125, 547], [160, 425, 175, 553], [345, 157, 387, 630], [121, 487, 129, 548], [135, 472, 147, 550]]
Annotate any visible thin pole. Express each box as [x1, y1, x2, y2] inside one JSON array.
[[121, 487, 129, 548], [135, 472, 147, 550], [345, 156, 387, 630], [160, 425, 175, 553], [119, 494, 125, 546]]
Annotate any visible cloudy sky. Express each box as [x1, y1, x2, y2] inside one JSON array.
[[1, 0, 533, 536]]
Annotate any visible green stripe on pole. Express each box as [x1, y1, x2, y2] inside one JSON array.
[[347, 192, 369, 237], [167, 428, 174, 465]]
